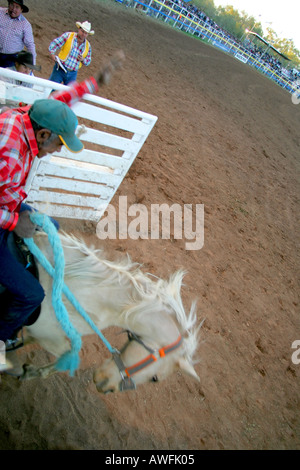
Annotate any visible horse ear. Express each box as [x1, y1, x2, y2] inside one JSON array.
[[177, 357, 200, 382]]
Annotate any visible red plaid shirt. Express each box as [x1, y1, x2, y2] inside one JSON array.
[[0, 77, 98, 230]]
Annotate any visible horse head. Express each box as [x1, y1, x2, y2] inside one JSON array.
[[93, 304, 201, 394], [93, 336, 199, 393]]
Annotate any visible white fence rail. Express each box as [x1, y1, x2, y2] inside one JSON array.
[[0, 68, 157, 222]]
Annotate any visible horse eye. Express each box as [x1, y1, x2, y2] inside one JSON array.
[[151, 375, 159, 382]]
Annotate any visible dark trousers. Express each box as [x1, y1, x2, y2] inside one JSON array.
[[0, 53, 18, 68], [0, 204, 59, 341]]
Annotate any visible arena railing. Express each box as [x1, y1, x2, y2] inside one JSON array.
[[118, 0, 298, 95]]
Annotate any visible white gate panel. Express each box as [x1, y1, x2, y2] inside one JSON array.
[[0, 68, 157, 222]]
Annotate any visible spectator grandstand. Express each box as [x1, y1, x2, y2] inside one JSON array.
[[117, 0, 299, 94]]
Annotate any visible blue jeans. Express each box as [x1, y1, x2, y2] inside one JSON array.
[[49, 64, 78, 85], [0, 204, 59, 341]]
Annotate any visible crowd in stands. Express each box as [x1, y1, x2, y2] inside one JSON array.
[[122, 0, 299, 83], [246, 41, 282, 71]]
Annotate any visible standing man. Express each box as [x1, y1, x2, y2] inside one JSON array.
[[0, 51, 124, 350], [49, 21, 94, 85], [0, 1, 36, 68]]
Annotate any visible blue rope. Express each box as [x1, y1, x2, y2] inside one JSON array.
[[24, 212, 117, 376]]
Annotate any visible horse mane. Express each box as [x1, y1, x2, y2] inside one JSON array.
[[59, 232, 200, 361]]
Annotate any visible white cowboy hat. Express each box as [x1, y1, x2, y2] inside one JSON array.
[[76, 21, 94, 35]]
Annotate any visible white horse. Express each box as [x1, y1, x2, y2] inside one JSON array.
[[15, 232, 201, 393]]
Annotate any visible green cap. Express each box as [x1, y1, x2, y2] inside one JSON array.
[[30, 99, 84, 153]]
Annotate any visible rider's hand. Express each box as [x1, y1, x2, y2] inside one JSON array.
[[13, 211, 37, 238], [94, 50, 125, 87]]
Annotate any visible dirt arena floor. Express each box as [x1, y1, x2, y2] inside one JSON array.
[[0, 0, 299, 450]]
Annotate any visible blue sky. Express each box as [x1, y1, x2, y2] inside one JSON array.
[[213, 0, 300, 50]]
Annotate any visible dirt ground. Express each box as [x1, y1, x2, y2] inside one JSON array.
[[0, 0, 299, 450]]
